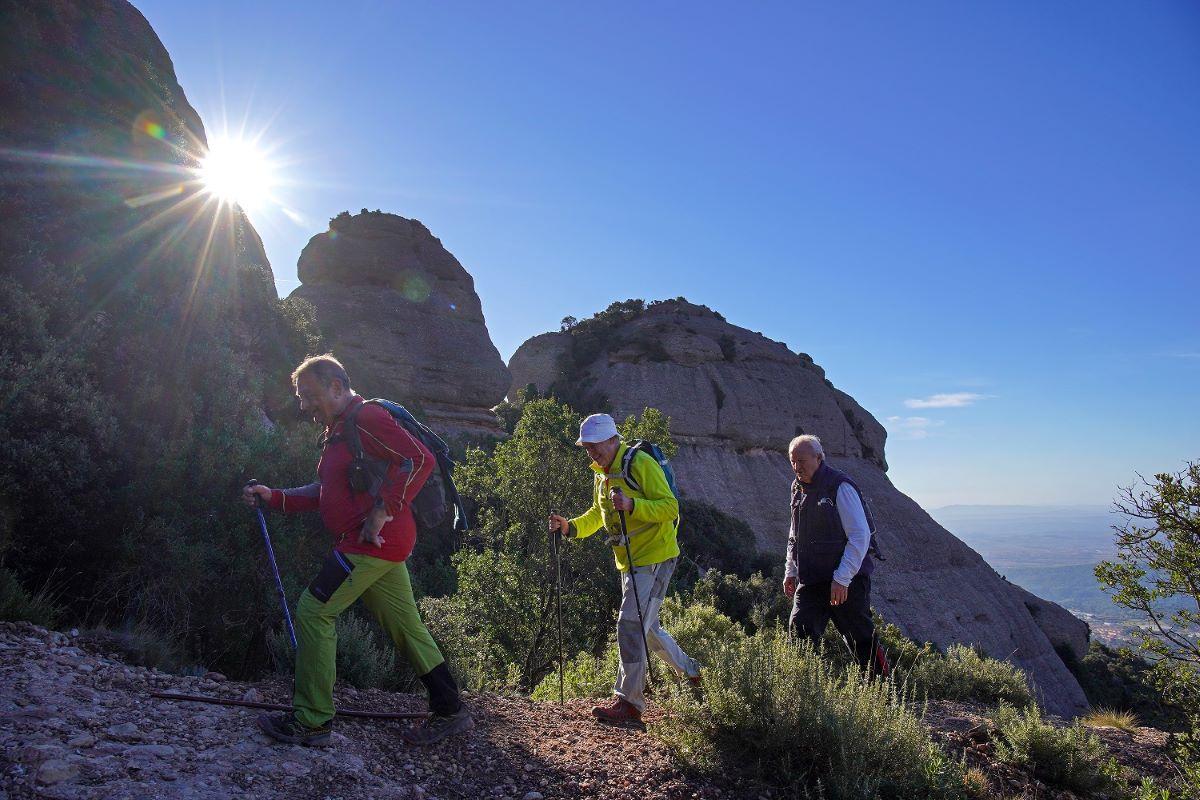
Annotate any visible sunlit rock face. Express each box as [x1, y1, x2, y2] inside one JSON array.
[[510, 299, 1091, 717], [292, 212, 510, 437]]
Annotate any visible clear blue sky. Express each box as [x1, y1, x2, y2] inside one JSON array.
[[138, 1, 1199, 508]]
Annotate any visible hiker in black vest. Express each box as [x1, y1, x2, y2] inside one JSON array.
[[783, 434, 889, 675]]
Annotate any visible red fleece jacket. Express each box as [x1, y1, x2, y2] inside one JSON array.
[[268, 396, 435, 562]]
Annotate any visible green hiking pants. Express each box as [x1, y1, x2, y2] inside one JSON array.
[[293, 552, 444, 728]]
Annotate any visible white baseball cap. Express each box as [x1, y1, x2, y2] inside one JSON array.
[[576, 413, 619, 445]]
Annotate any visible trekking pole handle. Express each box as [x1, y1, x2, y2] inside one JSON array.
[[245, 478, 267, 509]]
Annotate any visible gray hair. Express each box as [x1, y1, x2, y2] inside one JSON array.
[[788, 434, 824, 459], [292, 353, 351, 390]]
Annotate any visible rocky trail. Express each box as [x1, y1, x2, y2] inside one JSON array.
[[0, 622, 1179, 799], [0, 623, 731, 800]]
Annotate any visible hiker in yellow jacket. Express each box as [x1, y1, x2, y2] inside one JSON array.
[[549, 413, 701, 726]]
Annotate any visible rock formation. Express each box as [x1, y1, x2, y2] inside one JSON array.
[[291, 211, 510, 438], [510, 299, 1092, 716]]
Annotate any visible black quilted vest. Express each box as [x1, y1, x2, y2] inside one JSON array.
[[790, 462, 875, 584]]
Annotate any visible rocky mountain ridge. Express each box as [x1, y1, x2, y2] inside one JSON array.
[[290, 210, 510, 439], [509, 299, 1093, 717]]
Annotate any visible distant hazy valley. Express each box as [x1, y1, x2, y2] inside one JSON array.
[[929, 505, 1150, 646]]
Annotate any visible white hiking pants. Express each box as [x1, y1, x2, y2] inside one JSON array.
[[614, 557, 699, 710]]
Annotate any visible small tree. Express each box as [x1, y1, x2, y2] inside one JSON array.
[[1095, 461, 1200, 715], [449, 398, 617, 690]]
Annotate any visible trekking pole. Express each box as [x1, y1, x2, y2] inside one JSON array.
[[246, 480, 298, 651], [616, 502, 655, 687], [551, 519, 565, 706]]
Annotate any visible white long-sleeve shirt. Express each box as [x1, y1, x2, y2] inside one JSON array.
[[784, 482, 872, 587]]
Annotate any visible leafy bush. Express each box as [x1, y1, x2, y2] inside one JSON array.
[[1070, 641, 1190, 733], [78, 622, 190, 673], [690, 570, 789, 633], [674, 502, 776, 590], [656, 626, 966, 799], [905, 644, 1033, 707], [0, 567, 61, 627], [1095, 464, 1200, 720], [991, 702, 1124, 796], [871, 622, 1034, 707], [530, 641, 619, 701], [531, 599, 746, 701], [0, 191, 328, 679]]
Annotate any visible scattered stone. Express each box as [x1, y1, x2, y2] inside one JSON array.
[[522, 793, 544, 800], [17, 743, 64, 764], [35, 758, 80, 785], [242, 687, 263, 703], [66, 734, 95, 748], [125, 744, 175, 758], [104, 721, 142, 741]]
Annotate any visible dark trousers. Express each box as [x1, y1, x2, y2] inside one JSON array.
[[789, 574, 882, 672]]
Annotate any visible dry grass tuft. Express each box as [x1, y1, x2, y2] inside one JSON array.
[[1081, 707, 1141, 731]]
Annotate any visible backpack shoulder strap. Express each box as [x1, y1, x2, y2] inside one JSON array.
[[620, 442, 644, 492], [338, 402, 368, 458]]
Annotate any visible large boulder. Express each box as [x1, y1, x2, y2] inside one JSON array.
[[292, 212, 510, 438], [510, 299, 1090, 717]]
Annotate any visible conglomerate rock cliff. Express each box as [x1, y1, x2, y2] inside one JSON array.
[[291, 211, 510, 438], [509, 299, 1091, 716]]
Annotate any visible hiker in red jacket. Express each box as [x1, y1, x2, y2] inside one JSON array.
[[243, 354, 472, 746]]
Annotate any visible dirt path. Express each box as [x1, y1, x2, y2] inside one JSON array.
[[0, 623, 736, 800]]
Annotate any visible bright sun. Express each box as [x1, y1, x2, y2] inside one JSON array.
[[197, 137, 276, 211]]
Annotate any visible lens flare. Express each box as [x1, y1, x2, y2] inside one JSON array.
[[197, 136, 276, 211]]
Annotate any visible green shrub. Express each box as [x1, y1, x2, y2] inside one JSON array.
[[656, 626, 966, 799], [872, 622, 1034, 706], [79, 622, 188, 673], [991, 702, 1124, 796], [691, 569, 790, 633], [418, 548, 550, 692], [530, 599, 746, 701], [0, 567, 61, 627], [1130, 777, 1177, 800], [906, 643, 1033, 707], [1070, 642, 1190, 733], [530, 643, 619, 701]]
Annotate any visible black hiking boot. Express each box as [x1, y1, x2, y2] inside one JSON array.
[[402, 706, 474, 746], [256, 712, 333, 747]]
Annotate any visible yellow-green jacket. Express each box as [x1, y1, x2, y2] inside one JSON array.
[[568, 441, 680, 571]]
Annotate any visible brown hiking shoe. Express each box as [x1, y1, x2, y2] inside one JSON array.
[[591, 697, 642, 727]]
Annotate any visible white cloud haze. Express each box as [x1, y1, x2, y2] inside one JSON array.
[[886, 416, 944, 440], [904, 392, 987, 409]]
